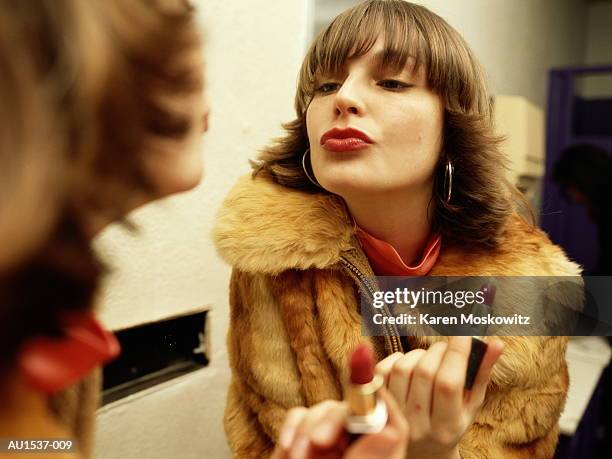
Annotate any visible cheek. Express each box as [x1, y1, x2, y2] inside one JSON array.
[[144, 125, 205, 196], [305, 103, 321, 147], [395, 100, 443, 153]]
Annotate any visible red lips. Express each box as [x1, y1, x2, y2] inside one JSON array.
[[320, 127, 373, 152]]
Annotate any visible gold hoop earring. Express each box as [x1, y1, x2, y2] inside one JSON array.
[[444, 161, 453, 203], [302, 149, 322, 189]]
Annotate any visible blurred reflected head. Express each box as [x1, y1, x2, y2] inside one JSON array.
[[0, 2, 64, 274], [0, 0, 205, 376], [256, 0, 518, 250], [554, 144, 612, 220]]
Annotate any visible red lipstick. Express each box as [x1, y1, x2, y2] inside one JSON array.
[[320, 128, 373, 152], [345, 344, 388, 434]]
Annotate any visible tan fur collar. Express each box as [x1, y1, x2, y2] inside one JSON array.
[[213, 174, 356, 274], [213, 174, 582, 277]]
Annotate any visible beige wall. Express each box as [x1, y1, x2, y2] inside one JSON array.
[[93, 1, 311, 458], [582, 1, 612, 98], [585, 1, 612, 64], [418, 0, 587, 108]]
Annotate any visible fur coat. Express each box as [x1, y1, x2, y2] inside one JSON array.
[[213, 173, 582, 459]]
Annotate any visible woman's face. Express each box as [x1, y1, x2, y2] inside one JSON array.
[[306, 38, 444, 199], [87, 49, 209, 235], [141, 52, 210, 198]]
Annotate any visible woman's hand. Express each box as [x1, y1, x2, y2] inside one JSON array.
[[375, 336, 504, 459], [271, 388, 408, 459]]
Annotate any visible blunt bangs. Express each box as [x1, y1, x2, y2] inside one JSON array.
[[308, 1, 427, 79]]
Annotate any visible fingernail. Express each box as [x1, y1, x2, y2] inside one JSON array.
[[289, 437, 310, 459], [311, 422, 333, 445], [279, 425, 296, 450]]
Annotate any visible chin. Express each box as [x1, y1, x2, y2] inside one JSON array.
[[314, 158, 383, 196], [155, 164, 204, 197], [174, 168, 204, 194], [319, 175, 380, 198]]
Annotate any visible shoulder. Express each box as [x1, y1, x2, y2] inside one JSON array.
[[433, 215, 582, 276], [212, 173, 356, 274]]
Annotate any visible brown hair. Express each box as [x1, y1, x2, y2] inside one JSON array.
[[0, 47, 58, 272], [255, 0, 529, 250], [0, 0, 203, 373]]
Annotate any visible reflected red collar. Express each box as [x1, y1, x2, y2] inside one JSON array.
[[19, 312, 120, 394]]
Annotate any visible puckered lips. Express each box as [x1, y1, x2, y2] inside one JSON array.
[[320, 127, 373, 152]]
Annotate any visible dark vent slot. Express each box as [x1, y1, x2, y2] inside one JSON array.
[[102, 311, 208, 405]]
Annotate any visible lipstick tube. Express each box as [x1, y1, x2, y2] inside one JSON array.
[[464, 284, 496, 389], [345, 345, 388, 434], [465, 335, 488, 389]]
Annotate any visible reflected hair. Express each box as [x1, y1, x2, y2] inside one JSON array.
[[254, 0, 530, 250], [0, 0, 202, 375]]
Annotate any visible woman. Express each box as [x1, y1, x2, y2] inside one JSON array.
[[1, 3, 398, 459], [214, 1, 580, 457], [0, 0, 206, 457]]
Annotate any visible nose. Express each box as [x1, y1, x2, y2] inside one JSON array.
[[334, 78, 365, 117]]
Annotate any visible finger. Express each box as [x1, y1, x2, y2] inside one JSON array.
[[308, 402, 349, 448], [289, 401, 346, 458], [378, 387, 409, 438], [431, 336, 472, 427], [466, 339, 505, 412], [279, 407, 308, 451], [388, 349, 426, 407], [405, 341, 447, 429], [375, 352, 403, 387], [345, 429, 405, 459], [345, 389, 409, 459]]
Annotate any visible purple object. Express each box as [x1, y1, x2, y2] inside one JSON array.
[[541, 66, 612, 273]]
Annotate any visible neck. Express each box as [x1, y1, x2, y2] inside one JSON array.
[[0, 373, 72, 442], [84, 188, 155, 239], [343, 186, 434, 265]]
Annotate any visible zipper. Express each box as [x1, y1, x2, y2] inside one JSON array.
[[340, 256, 402, 354]]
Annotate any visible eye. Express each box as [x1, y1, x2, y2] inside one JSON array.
[[315, 82, 341, 94], [377, 79, 411, 90]]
